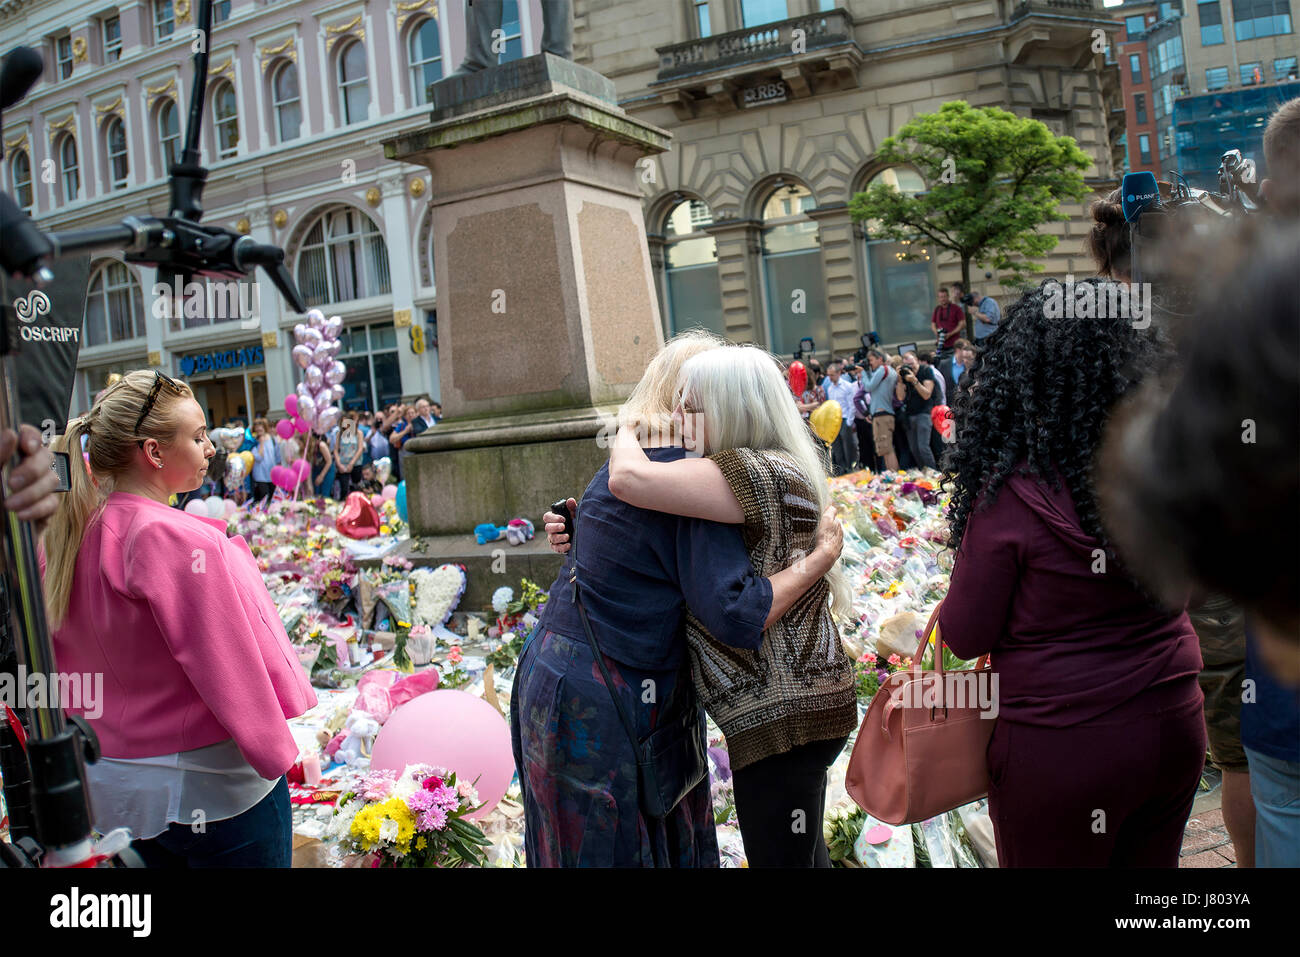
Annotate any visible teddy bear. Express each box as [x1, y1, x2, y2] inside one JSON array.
[[327, 710, 382, 768]]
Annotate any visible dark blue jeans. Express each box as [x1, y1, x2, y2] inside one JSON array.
[[132, 777, 292, 868]]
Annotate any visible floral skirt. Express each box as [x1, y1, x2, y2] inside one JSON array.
[[509, 628, 719, 868]]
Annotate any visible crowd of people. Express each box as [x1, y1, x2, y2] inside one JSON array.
[[179, 398, 444, 507]]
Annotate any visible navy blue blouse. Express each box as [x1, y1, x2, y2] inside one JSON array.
[[538, 446, 773, 672]]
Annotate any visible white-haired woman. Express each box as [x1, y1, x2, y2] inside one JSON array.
[[513, 331, 843, 868], [41, 370, 315, 867], [604, 344, 857, 867]]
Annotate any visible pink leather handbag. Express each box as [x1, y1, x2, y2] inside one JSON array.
[[845, 601, 996, 825]]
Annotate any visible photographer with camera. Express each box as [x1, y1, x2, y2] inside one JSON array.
[[930, 287, 965, 356], [951, 282, 1001, 344], [894, 351, 938, 470]]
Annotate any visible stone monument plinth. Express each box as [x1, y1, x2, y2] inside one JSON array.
[[381, 54, 671, 584]]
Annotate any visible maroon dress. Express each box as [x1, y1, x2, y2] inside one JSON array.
[[939, 468, 1205, 867]]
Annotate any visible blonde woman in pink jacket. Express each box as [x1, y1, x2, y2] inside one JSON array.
[[41, 369, 315, 867]]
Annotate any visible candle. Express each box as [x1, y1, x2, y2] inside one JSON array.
[[302, 751, 322, 786]]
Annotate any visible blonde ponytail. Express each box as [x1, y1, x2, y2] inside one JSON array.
[[42, 369, 193, 628]]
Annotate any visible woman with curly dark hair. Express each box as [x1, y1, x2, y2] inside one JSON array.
[[935, 278, 1206, 867]]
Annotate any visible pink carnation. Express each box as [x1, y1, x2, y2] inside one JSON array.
[[431, 785, 460, 812], [887, 653, 901, 666], [859, 652, 877, 665], [419, 806, 449, 831], [422, 775, 444, 792]]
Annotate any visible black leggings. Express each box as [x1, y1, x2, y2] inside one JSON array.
[[731, 735, 849, 867]]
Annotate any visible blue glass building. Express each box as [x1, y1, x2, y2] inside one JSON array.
[[1173, 81, 1300, 189]]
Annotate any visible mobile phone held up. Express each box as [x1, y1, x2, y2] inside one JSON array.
[[551, 499, 575, 544]]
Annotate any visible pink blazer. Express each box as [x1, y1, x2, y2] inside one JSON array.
[[44, 491, 316, 779]]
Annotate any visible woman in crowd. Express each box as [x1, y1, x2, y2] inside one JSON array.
[[332, 413, 364, 500], [895, 350, 938, 470], [307, 429, 335, 499], [936, 281, 1205, 867], [515, 331, 844, 868], [250, 417, 279, 506], [41, 370, 315, 866], [603, 345, 857, 867]]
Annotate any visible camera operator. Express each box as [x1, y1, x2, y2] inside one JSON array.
[[857, 349, 899, 472], [930, 287, 964, 356], [951, 282, 1001, 344], [894, 351, 938, 470]]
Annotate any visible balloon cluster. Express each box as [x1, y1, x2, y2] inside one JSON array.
[[287, 308, 347, 437]]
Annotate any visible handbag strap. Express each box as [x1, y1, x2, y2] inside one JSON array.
[[571, 577, 642, 756], [912, 599, 991, 675]]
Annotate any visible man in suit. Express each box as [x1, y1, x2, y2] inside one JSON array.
[[409, 398, 438, 438], [937, 339, 977, 401]]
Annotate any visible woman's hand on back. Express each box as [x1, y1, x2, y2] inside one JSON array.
[[811, 505, 843, 571], [543, 497, 577, 554]]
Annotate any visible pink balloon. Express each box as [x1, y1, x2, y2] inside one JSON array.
[[326, 360, 347, 385], [370, 494, 385, 510], [305, 365, 323, 390], [330, 384, 345, 402], [292, 458, 311, 482], [299, 327, 322, 349], [296, 395, 316, 423], [369, 690, 514, 821], [270, 465, 291, 490], [311, 344, 333, 368], [184, 498, 207, 515], [315, 406, 341, 433], [283, 394, 299, 417], [307, 308, 326, 330], [223, 498, 239, 517], [382, 484, 398, 500], [276, 418, 295, 440], [293, 415, 311, 434], [292, 322, 310, 344], [291, 344, 314, 370], [322, 315, 343, 340]]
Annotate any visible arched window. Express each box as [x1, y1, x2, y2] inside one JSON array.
[[759, 180, 826, 357], [158, 98, 181, 170], [296, 207, 391, 305], [858, 166, 936, 345], [105, 117, 129, 190], [409, 18, 443, 106], [661, 197, 724, 338], [57, 134, 79, 203], [84, 260, 144, 347], [271, 61, 301, 142], [338, 40, 369, 125], [10, 149, 33, 209], [211, 80, 239, 159]]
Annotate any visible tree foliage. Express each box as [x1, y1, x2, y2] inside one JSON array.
[[849, 101, 1094, 291]]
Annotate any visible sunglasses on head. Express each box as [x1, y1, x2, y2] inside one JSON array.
[[135, 371, 184, 447]]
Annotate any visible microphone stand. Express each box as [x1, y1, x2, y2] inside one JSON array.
[[0, 0, 307, 868]]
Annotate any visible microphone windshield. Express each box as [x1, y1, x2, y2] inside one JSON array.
[[1121, 171, 1161, 223], [0, 46, 44, 111]]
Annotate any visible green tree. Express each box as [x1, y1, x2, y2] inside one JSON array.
[[849, 101, 1093, 338]]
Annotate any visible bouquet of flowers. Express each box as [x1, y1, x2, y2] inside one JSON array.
[[437, 645, 471, 690], [330, 764, 491, 868], [852, 651, 911, 703]]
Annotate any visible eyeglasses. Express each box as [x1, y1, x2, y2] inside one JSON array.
[[134, 371, 183, 445]]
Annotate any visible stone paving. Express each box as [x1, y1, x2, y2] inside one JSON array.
[[1181, 769, 1237, 868]]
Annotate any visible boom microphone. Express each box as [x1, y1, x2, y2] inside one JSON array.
[[0, 46, 43, 112]]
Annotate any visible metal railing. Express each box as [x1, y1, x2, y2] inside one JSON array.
[[656, 8, 856, 82]]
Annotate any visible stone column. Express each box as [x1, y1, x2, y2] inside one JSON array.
[[382, 53, 671, 538], [807, 203, 866, 357], [704, 218, 765, 346]]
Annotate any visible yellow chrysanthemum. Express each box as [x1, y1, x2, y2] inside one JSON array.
[[415, 836, 428, 851]]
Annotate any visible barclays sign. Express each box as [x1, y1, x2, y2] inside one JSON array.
[[180, 345, 265, 376]]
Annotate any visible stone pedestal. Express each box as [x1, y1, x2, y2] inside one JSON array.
[[383, 54, 671, 538]]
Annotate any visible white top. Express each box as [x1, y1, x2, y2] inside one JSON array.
[[86, 738, 278, 841]]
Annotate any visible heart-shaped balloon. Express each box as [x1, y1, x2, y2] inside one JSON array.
[[307, 308, 326, 329], [300, 327, 323, 349], [373, 456, 391, 486], [297, 395, 317, 423], [225, 455, 246, 485], [292, 344, 314, 370], [305, 365, 323, 390], [335, 491, 381, 539], [311, 344, 333, 368], [322, 315, 343, 340], [330, 384, 345, 402], [294, 415, 311, 434], [222, 429, 244, 452], [326, 360, 347, 385], [292, 323, 310, 344]]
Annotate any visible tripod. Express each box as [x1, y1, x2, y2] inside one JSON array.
[[0, 0, 306, 867]]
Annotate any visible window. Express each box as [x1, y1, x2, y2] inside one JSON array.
[[158, 98, 181, 170], [760, 181, 825, 357], [154, 0, 175, 41], [56, 35, 73, 80], [498, 0, 523, 64], [84, 261, 144, 347], [695, 0, 711, 36], [1130, 54, 1143, 83], [1276, 56, 1299, 79], [58, 135, 79, 203], [1159, 1, 1182, 19], [103, 16, 122, 61], [338, 40, 369, 125], [1241, 61, 1263, 85], [408, 18, 443, 106], [1134, 93, 1147, 125], [336, 322, 402, 411], [1139, 134, 1152, 164], [859, 167, 935, 346], [1153, 36, 1184, 75], [741, 0, 788, 26], [271, 61, 301, 142], [213, 0, 230, 22], [661, 198, 723, 338], [1197, 1, 1225, 43], [1126, 14, 1147, 37], [9, 150, 32, 210], [211, 81, 239, 158], [296, 207, 392, 306], [105, 117, 128, 189], [1231, 0, 1293, 40], [1207, 66, 1230, 89]]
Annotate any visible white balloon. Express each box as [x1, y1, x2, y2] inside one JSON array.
[[326, 360, 347, 385], [315, 406, 341, 433], [307, 308, 326, 329], [330, 384, 345, 402], [311, 344, 332, 367], [297, 395, 317, 423], [205, 495, 226, 518], [305, 365, 323, 390]]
